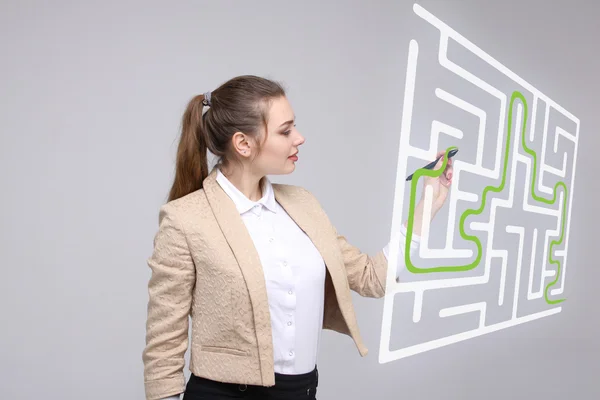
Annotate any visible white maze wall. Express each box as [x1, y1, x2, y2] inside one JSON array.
[[379, 3, 579, 363]]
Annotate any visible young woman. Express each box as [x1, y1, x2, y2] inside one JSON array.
[[142, 75, 453, 400]]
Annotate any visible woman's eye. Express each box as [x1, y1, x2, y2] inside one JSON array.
[[283, 124, 296, 135]]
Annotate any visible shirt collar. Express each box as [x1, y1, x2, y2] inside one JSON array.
[[215, 168, 278, 215]]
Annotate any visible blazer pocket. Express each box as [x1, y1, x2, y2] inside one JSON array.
[[200, 345, 249, 357]]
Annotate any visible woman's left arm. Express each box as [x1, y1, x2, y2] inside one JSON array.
[[334, 200, 425, 298], [338, 150, 454, 298]]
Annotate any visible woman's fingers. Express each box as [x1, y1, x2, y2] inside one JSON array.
[[441, 150, 453, 186], [430, 149, 454, 187], [445, 162, 453, 181]]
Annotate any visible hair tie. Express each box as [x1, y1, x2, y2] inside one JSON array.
[[202, 91, 212, 107]]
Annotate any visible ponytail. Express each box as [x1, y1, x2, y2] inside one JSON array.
[[167, 94, 210, 202]]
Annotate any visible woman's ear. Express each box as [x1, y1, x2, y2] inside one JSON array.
[[231, 131, 252, 157]]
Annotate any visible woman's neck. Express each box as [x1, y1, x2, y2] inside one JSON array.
[[219, 166, 264, 202]]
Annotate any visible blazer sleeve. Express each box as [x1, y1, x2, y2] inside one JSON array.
[[142, 204, 196, 400], [335, 224, 421, 298], [334, 228, 389, 299]]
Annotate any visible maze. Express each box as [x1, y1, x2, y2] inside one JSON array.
[[379, 3, 580, 363]]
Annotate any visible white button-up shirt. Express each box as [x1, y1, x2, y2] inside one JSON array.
[[162, 169, 420, 398]]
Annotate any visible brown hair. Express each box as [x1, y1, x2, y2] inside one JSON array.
[[167, 75, 286, 202]]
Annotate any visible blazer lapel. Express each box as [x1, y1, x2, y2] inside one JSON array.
[[202, 168, 274, 378], [272, 184, 349, 297], [273, 185, 366, 352]]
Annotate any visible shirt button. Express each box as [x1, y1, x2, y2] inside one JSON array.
[[288, 290, 293, 295], [289, 351, 294, 356], [269, 237, 274, 243], [283, 261, 287, 267], [287, 321, 292, 326]]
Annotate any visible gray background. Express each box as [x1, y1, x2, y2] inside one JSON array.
[[1, 0, 598, 399]]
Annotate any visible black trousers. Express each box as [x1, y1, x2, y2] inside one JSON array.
[[182, 365, 319, 400]]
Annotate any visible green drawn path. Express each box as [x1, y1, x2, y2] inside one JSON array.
[[404, 90, 567, 305]]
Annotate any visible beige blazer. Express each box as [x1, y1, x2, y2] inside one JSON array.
[[143, 167, 389, 400]]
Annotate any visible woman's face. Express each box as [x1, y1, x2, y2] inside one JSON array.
[[251, 96, 305, 176]]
